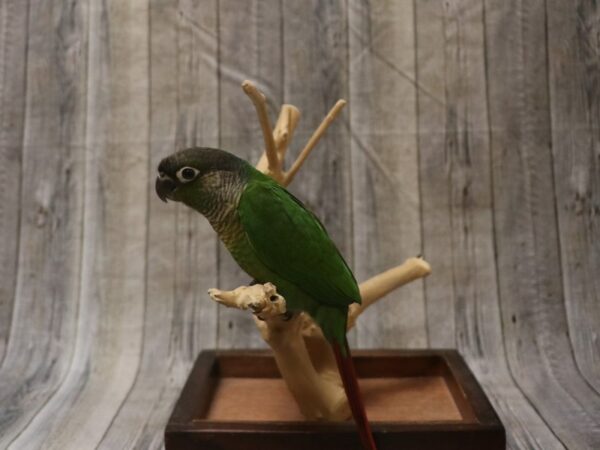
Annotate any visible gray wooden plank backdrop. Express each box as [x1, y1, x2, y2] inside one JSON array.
[[0, 0, 598, 449]]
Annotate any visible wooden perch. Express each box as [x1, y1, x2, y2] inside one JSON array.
[[242, 80, 345, 186], [242, 81, 278, 173], [206, 81, 431, 422], [284, 99, 346, 186], [208, 257, 431, 420], [208, 283, 286, 320], [348, 257, 431, 330]]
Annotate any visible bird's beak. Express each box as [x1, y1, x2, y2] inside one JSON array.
[[155, 175, 177, 202]]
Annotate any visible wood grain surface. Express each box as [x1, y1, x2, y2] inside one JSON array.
[[0, 1, 598, 449]]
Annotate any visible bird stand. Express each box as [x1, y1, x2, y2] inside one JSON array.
[[164, 81, 505, 450]]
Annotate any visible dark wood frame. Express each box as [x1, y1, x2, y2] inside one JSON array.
[[165, 350, 505, 450]]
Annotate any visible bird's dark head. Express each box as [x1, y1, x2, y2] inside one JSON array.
[[155, 147, 247, 204]]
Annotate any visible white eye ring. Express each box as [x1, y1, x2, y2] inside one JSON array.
[[176, 166, 199, 183]]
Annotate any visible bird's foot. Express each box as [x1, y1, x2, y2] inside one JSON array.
[[208, 283, 287, 320]]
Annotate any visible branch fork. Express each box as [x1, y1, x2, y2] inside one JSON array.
[[242, 80, 345, 187], [206, 81, 432, 421]]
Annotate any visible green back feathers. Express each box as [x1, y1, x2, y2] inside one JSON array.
[[238, 170, 361, 313]]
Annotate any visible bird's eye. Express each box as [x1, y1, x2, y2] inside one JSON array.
[[177, 167, 199, 183]]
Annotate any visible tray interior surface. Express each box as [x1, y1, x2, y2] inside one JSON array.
[[196, 351, 475, 424], [205, 375, 463, 422]]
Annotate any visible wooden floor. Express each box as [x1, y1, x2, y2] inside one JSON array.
[[0, 1, 598, 449]]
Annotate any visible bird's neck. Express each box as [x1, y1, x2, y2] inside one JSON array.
[[185, 170, 245, 233]]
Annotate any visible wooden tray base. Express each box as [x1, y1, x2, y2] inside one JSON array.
[[165, 350, 505, 450]]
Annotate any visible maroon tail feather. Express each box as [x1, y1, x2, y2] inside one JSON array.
[[332, 339, 378, 450]]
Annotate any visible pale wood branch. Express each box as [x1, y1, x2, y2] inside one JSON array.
[[255, 103, 301, 182], [252, 311, 349, 421], [242, 80, 278, 173], [244, 80, 344, 187], [273, 104, 301, 159], [209, 283, 349, 420], [348, 257, 431, 329], [283, 99, 347, 186], [207, 258, 430, 421], [208, 283, 286, 320]]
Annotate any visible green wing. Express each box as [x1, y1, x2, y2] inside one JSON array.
[[238, 178, 360, 308]]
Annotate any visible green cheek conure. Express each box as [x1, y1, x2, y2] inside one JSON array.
[[156, 147, 377, 450]]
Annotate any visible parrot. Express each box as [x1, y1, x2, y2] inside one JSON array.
[[155, 147, 377, 450]]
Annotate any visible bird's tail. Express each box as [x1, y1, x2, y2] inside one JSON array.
[[331, 338, 378, 450]]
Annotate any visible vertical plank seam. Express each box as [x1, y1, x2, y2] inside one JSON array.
[[172, 0, 181, 345], [68, 0, 89, 429], [0, 0, 10, 360], [412, 0, 430, 348], [212, 0, 221, 350], [96, 0, 152, 445], [543, 0, 600, 398], [412, 0, 428, 349], [0, 1, 8, 268], [215, 0, 222, 350], [345, 0, 353, 270], [254, 0, 258, 89], [0, 0, 31, 372], [343, 0, 357, 345], [141, 0, 153, 375], [481, 0, 567, 446], [279, 0, 284, 103], [441, 3, 460, 351], [0, 0, 29, 369], [81, 0, 102, 442], [96, 0, 154, 445]]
